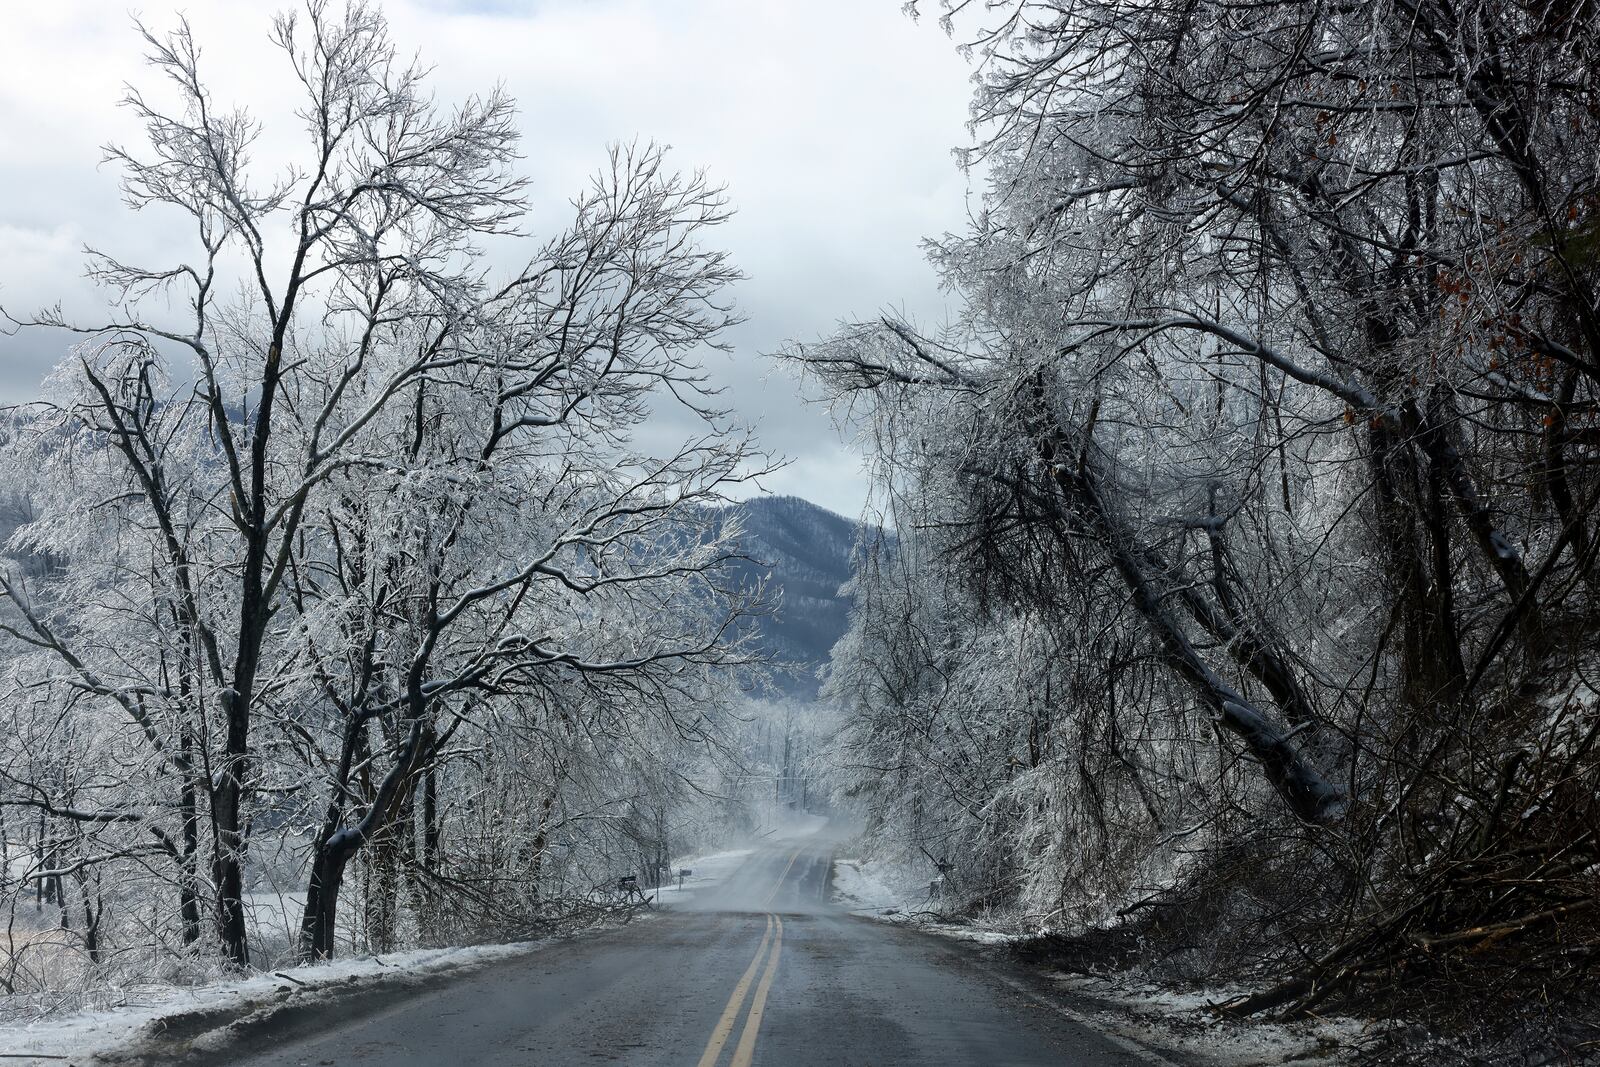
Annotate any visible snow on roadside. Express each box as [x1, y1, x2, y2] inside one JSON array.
[[831, 857, 1018, 944], [1047, 975, 1373, 1067], [0, 939, 548, 1066], [651, 846, 754, 904], [1, 838, 769, 1064], [832, 857, 1366, 1065], [652, 814, 824, 905], [831, 857, 900, 914]]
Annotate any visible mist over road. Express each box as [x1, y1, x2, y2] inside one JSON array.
[[233, 824, 1166, 1066]]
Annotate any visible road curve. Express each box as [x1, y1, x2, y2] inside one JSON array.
[[232, 831, 1169, 1066]]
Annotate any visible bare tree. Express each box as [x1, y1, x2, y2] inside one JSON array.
[[1, 0, 764, 969], [800, 0, 1600, 1015]]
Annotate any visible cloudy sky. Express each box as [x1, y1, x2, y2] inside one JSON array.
[[0, 1, 976, 518]]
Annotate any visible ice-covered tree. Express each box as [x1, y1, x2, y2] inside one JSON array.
[[799, 0, 1600, 1009], [1, 1, 764, 967]]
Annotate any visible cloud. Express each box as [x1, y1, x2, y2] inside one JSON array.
[[0, 0, 974, 517]]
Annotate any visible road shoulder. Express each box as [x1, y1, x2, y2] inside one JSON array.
[[2, 919, 653, 1067], [830, 857, 1367, 1067]]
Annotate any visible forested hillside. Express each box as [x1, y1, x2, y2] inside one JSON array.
[[718, 495, 858, 698]]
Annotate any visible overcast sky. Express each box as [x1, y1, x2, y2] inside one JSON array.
[[0, 1, 976, 518]]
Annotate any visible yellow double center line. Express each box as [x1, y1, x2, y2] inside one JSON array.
[[695, 849, 802, 1067]]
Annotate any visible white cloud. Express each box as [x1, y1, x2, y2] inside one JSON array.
[[0, 0, 975, 517]]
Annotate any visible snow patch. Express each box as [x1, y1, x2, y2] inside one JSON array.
[[651, 846, 755, 904], [0, 939, 548, 1066], [832, 858, 1367, 1064], [1048, 974, 1373, 1066], [830, 857, 901, 914]]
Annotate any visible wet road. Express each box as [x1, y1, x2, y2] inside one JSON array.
[[233, 829, 1167, 1066]]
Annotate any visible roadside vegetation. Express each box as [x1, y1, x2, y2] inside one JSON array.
[[5, 0, 1599, 1060], [801, 0, 1600, 1056], [0, 0, 783, 1012]]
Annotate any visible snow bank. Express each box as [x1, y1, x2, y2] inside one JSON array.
[[1047, 975, 1372, 1066], [0, 939, 547, 1066], [651, 846, 755, 904], [831, 857, 901, 913], [831, 857, 1018, 943]]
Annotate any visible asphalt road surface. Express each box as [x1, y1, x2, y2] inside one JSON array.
[[233, 827, 1169, 1066]]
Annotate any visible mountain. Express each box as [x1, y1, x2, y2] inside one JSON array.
[[716, 495, 860, 700]]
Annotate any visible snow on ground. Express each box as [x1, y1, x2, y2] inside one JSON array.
[[0, 939, 549, 1066], [830, 857, 900, 914], [650, 846, 754, 905], [0, 837, 770, 1064], [1047, 976, 1374, 1067], [831, 857, 1019, 945], [831, 855, 1367, 1064], [652, 813, 826, 905]]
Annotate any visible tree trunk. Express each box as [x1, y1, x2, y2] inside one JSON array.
[[210, 688, 251, 966], [366, 788, 414, 953], [74, 870, 101, 965], [422, 760, 440, 869], [1039, 414, 1346, 822], [1369, 422, 1467, 710], [300, 834, 357, 961], [178, 729, 203, 947], [526, 786, 558, 902], [298, 719, 432, 961]]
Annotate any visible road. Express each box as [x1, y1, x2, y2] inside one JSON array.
[[234, 828, 1169, 1066]]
